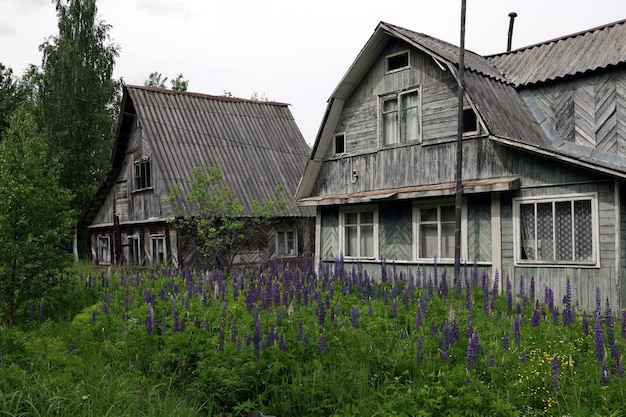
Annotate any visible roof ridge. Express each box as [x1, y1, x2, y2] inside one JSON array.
[[124, 84, 290, 107], [487, 18, 626, 58]]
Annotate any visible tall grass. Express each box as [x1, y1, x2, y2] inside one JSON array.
[[1, 261, 626, 416]]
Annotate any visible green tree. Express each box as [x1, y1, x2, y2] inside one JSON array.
[[38, 0, 120, 258], [168, 164, 290, 269], [0, 108, 75, 326], [145, 72, 189, 91], [0, 63, 31, 139]]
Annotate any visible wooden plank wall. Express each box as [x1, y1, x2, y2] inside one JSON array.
[[531, 68, 626, 154], [379, 201, 413, 261]]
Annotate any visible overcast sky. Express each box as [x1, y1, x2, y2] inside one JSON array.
[[1, 0, 626, 144]]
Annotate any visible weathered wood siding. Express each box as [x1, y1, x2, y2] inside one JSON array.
[[467, 195, 491, 262], [379, 201, 412, 261], [530, 68, 626, 154], [499, 152, 620, 310], [314, 39, 491, 197]]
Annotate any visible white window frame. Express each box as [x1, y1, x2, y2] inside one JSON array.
[[379, 87, 421, 146], [339, 206, 379, 260], [513, 193, 599, 267], [385, 50, 410, 73], [127, 235, 141, 265], [276, 229, 298, 258], [133, 159, 152, 191], [151, 235, 166, 264], [97, 236, 111, 264], [413, 200, 467, 263]]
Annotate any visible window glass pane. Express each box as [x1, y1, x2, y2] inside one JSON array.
[[520, 204, 536, 260], [555, 201, 573, 261], [345, 212, 358, 225], [286, 231, 295, 256], [360, 225, 374, 257], [440, 205, 456, 222], [419, 224, 438, 259], [345, 225, 358, 257], [277, 231, 285, 256], [536, 202, 554, 260], [441, 223, 455, 258], [420, 208, 437, 222], [360, 211, 374, 224], [401, 91, 419, 141], [574, 200, 593, 261], [382, 98, 398, 145]]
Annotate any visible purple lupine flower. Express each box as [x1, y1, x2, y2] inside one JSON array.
[[161, 311, 166, 333], [482, 277, 490, 316], [279, 333, 288, 353], [519, 276, 526, 303], [146, 303, 154, 335], [605, 298, 615, 348], [297, 318, 303, 340], [443, 320, 454, 349], [595, 287, 602, 315], [265, 325, 276, 349], [617, 360, 625, 378], [466, 331, 482, 370], [545, 287, 554, 313], [488, 354, 495, 367], [506, 277, 512, 315], [530, 308, 541, 327], [391, 301, 398, 318], [622, 310, 626, 339], [39, 301, 44, 323], [551, 307, 559, 326], [253, 311, 261, 357], [317, 332, 326, 355], [502, 333, 510, 350], [594, 313, 605, 361], [551, 354, 560, 393], [415, 306, 423, 329], [520, 350, 527, 363], [417, 337, 423, 363], [438, 348, 450, 362], [611, 341, 621, 365], [513, 320, 521, 346], [351, 307, 360, 329], [231, 321, 237, 343], [601, 358, 610, 386], [172, 305, 180, 332], [194, 315, 200, 328]]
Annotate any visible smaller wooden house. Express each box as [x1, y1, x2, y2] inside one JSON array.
[[296, 19, 626, 311], [83, 85, 314, 268]]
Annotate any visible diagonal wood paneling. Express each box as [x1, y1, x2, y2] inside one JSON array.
[[595, 72, 618, 154], [574, 81, 596, 148], [554, 83, 575, 143], [379, 203, 412, 261], [468, 201, 491, 262]]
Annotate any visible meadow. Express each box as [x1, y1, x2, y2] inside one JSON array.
[[1, 259, 625, 416]]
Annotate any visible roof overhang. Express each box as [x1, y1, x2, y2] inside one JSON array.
[[297, 176, 520, 206]]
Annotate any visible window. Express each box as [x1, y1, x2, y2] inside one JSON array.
[[127, 236, 141, 265], [98, 236, 111, 264], [151, 235, 166, 264], [334, 133, 346, 155], [134, 159, 152, 190], [514, 194, 597, 265], [414, 204, 456, 260], [386, 50, 410, 73], [462, 108, 478, 134], [340, 207, 378, 259], [381, 89, 420, 145], [276, 229, 297, 258]]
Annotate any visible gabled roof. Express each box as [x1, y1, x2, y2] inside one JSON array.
[[297, 19, 626, 202], [488, 19, 626, 86], [84, 85, 313, 226]]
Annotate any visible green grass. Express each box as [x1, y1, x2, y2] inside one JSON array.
[[1, 261, 626, 416]]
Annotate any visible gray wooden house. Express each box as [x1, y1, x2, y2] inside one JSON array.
[[296, 19, 626, 310], [84, 85, 314, 268]]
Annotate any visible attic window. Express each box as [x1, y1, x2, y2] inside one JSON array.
[[462, 108, 478, 134], [134, 159, 152, 191], [334, 133, 346, 155], [386, 50, 410, 73]]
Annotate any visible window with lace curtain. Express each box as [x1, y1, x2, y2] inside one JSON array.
[[514, 194, 597, 265], [380, 88, 420, 146]]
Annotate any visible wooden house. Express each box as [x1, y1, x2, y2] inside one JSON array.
[[83, 85, 314, 268], [295, 20, 626, 310]]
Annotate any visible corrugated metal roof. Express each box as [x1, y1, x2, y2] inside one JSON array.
[[488, 19, 626, 86], [84, 85, 313, 225]]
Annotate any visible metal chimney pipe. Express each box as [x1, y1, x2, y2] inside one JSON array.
[[507, 12, 517, 52]]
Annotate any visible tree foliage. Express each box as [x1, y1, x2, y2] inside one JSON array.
[[168, 164, 290, 269], [38, 0, 120, 220], [0, 108, 75, 326], [145, 71, 189, 91]]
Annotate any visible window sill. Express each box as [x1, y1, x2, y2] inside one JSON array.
[[132, 187, 154, 194], [514, 260, 600, 268]]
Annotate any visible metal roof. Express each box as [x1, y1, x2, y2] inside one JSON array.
[[487, 19, 626, 86], [84, 85, 313, 225]]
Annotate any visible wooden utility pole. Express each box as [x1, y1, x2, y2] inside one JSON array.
[[454, 0, 467, 281]]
